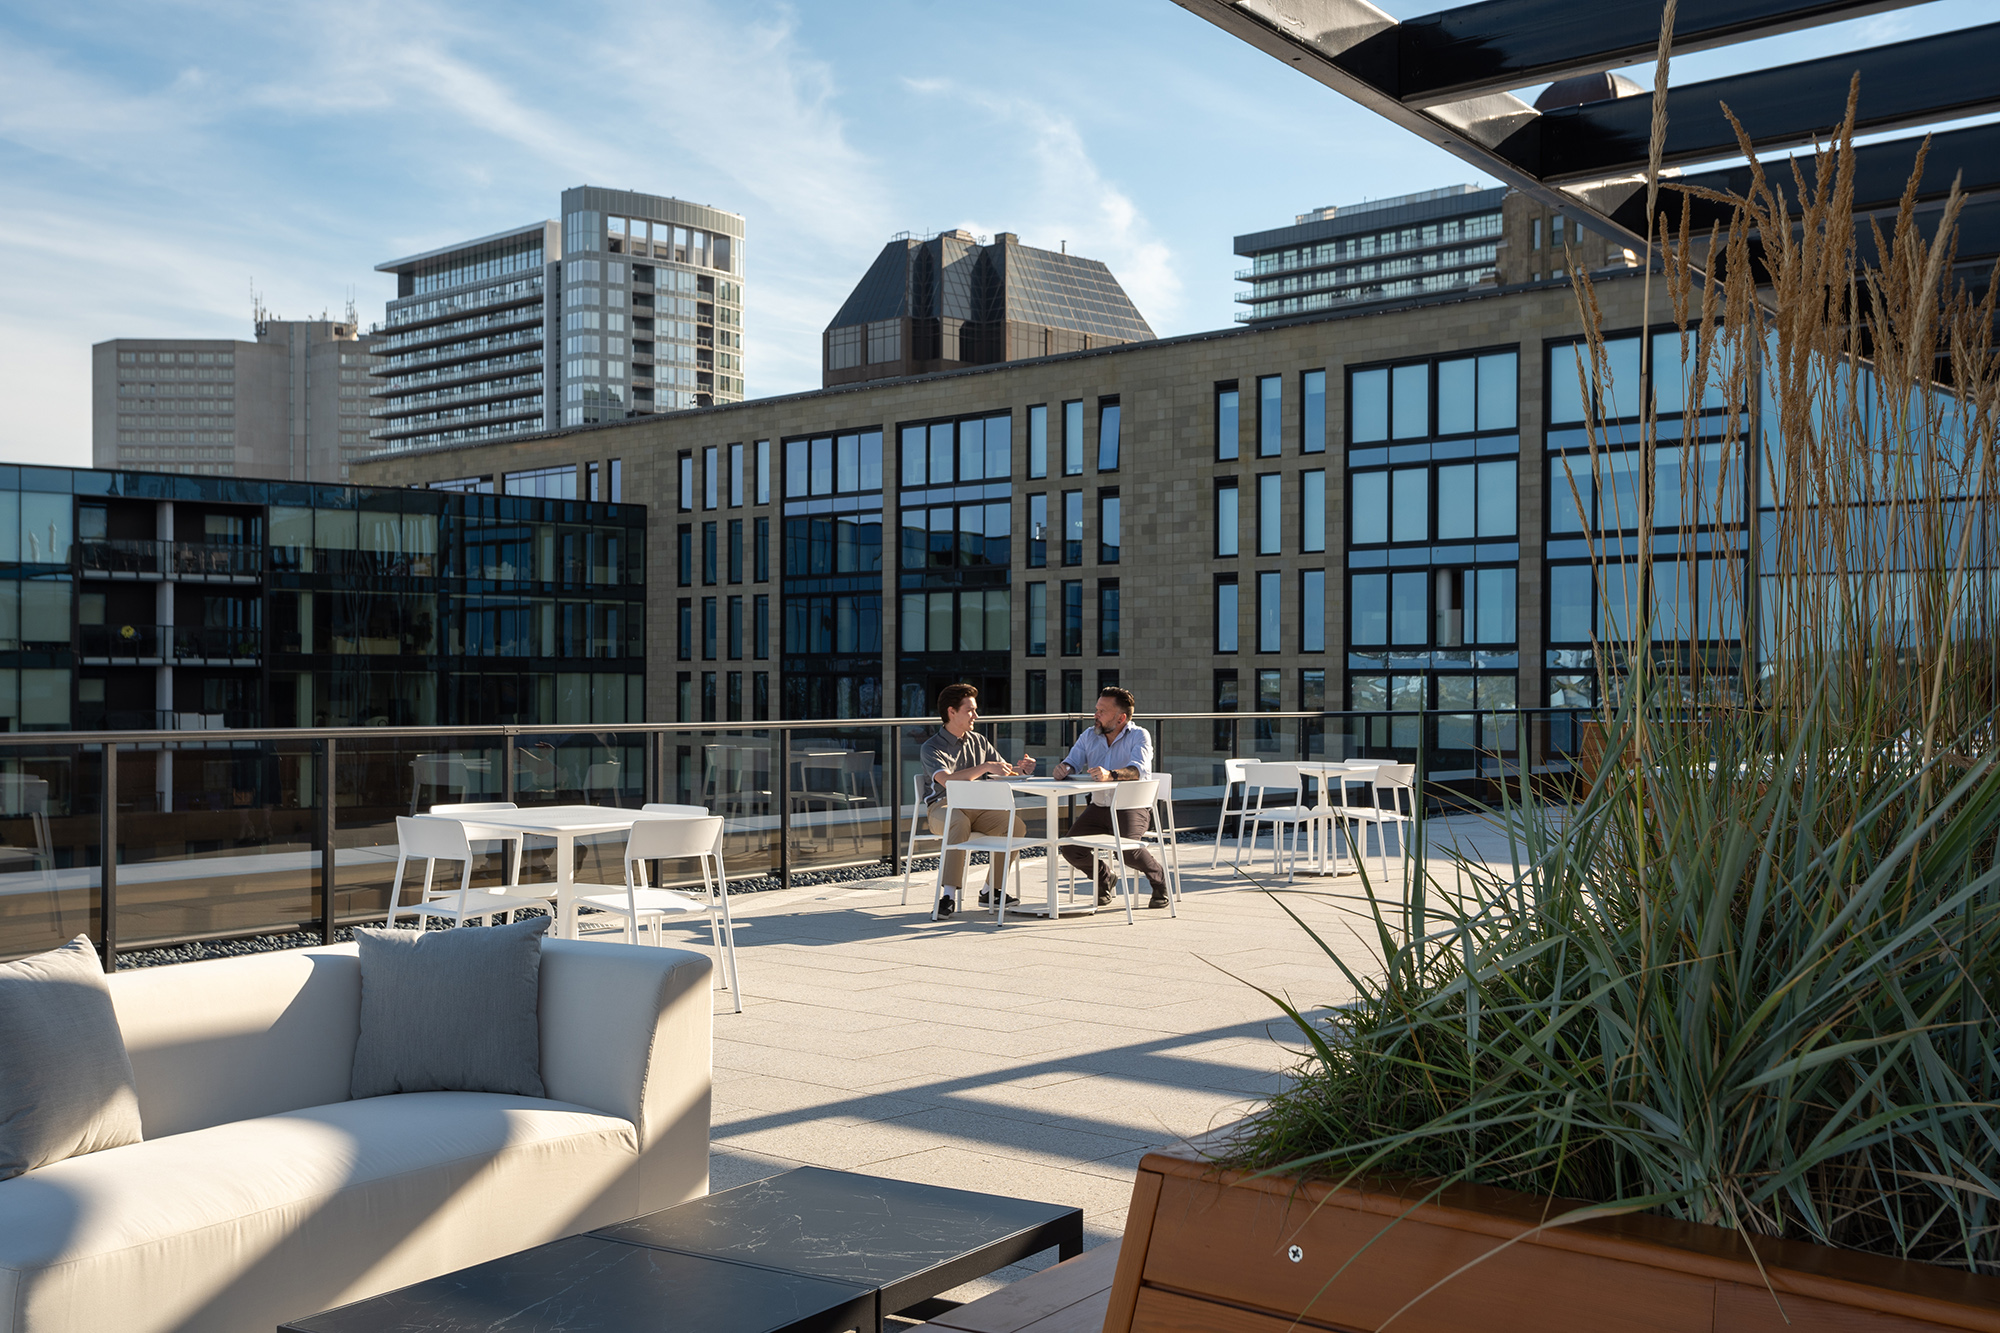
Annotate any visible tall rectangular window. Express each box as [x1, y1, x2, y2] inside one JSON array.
[[1061, 581, 1083, 656], [1062, 669, 1083, 714], [586, 461, 600, 501], [1098, 582, 1120, 656], [677, 524, 692, 586], [729, 443, 744, 506], [1301, 569, 1326, 652], [727, 671, 742, 722], [755, 440, 770, 503], [1301, 469, 1326, 553], [1257, 474, 1281, 555], [702, 671, 716, 722], [1258, 375, 1281, 456], [1063, 400, 1083, 475], [703, 446, 719, 509], [678, 452, 693, 510], [1062, 491, 1082, 565], [727, 519, 743, 583], [1027, 582, 1047, 656], [1257, 571, 1281, 652], [1028, 494, 1048, 567], [753, 672, 769, 721], [1301, 370, 1326, 454], [754, 594, 769, 659], [677, 599, 691, 660], [754, 517, 769, 582], [609, 458, 623, 503], [1216, 383, 1239, 460], [702, 597, 717, 660], [677, 672, 691, 722], [1216, 480, 1239, 557], [1028, 404, 1048, 478], [1098, 398, 1121, 470], [1026, 670, 1047, 745], [1099, 491, 1120, 564], [702, 522, 717, 584], [727, 596, 743, 660], [1216, 576, 1239, 653], [1213, 670, 1239, 751]]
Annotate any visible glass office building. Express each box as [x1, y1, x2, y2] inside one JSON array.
[[0, 465, 643, 733]]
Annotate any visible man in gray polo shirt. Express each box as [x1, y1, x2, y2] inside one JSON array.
[[920, 683, 1034, 918]]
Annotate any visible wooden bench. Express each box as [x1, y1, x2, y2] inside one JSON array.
[[908, 1240, 1119, 1333]]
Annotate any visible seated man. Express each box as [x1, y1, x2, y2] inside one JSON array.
[[1055, 686, 1170, 909], [920, 683, 1035, 918]]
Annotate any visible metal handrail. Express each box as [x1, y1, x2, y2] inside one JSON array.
[[2, 708, 1587, 968]]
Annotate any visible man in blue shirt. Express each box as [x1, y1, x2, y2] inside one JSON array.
[[1054, 686, 1169, 909]]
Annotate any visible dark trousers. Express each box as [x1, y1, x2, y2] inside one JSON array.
[[1060, 804, 1167, 897]]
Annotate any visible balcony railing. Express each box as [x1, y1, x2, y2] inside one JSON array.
[[75, 541, 264, 578], [78, 625, 262, 660], [0, 708, 1590, 968]]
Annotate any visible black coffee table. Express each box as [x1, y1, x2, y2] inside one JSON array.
[[279, 1166, 1084, 1333]]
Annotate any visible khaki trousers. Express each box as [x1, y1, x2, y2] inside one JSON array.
[[928, 803, 1028, 893]]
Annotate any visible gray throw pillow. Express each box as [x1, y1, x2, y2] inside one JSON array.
[[0, 936, 144, 1181], [351, 917, 549, 1099]]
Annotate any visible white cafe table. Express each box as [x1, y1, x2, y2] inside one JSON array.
[[416, 804, 690, 939], [1292, 761, 1390, 875], [1001, 777, 1116, 917]]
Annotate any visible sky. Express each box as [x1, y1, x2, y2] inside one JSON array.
[[0, 0, 1990, 467]]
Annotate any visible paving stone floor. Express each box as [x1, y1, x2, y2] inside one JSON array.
[[645, 812, 1525, 1302]]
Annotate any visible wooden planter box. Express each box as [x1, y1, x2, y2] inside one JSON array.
[[1103, 1153, 2000, 1333]]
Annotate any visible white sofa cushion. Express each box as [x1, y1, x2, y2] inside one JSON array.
[[0, 1091, 642, 1333]]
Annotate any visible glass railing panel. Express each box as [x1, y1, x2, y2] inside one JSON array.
[[113, 738, 319, 949], [333, 735, 508, 926], [786, 725, 891, 875], [681, 727, 777, 880], [0, 744, 104, 963]]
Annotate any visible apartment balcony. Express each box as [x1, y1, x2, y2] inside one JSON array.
[[372, 375, 543, 418], [375, 310, 544, 358], [369, 398, 546, 443], [78, 624, 262, 665], [368, 351, 541, 398], [76, 540, 263, 582]]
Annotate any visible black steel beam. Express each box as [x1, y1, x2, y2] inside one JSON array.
[[1369, 0, 1925, 109], [1608, 124, 2000, 235], [1510, 22, 2000, 182]]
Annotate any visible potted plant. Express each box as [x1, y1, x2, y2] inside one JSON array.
[[1105, 66, 2000, 1333]]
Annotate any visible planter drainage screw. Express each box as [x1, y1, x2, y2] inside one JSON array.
[[1287, 1245, 1303, 1263]]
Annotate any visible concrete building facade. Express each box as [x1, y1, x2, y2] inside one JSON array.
[[356, 272, 1705, 779], [92, 319, 375, 482]]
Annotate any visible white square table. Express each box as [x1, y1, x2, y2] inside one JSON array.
[[1291, 761, 1392, 875], [417, 804, 671, 939], [1000, 777, 1116, 917]]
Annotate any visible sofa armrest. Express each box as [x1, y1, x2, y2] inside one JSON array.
[[537, 938, 712, 1211]]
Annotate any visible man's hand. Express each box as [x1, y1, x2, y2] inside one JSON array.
[[1087, 765, 1111, 782], [984, 760, 1014, 777], [1017, 754, 1037, 773], [1054, 763, 1073, 779]]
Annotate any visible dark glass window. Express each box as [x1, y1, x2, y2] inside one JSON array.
[[1216, 384, 1239, 461], [1061, 669, 1083, 713], [1061, 581, 1082, 656], [754, 517, 769, 582], [1027, 583, 1047, 656], [1258, 571, 1281, 652], [677, 599, 691, 660], [1099, 491, 1120, 564], [678, 453, 693, 510], [727, 519, 742, 583], [1028, 493, 1047, 567], [702, 522, 717, 584], [702, 597, 717, 660], [1098, 582, 1119, 656], [1097, 398, 1120, 470], [1212, 669, 1238, 750], [728, 596, 743, 660], [754, 594, 769, 659], [677, 525, 691, 586], [1215, 576, 1238, 653]]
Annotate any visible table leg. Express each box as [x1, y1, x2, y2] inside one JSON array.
[[1043, 794, 1060, 917], [555, 832, 576, 938]]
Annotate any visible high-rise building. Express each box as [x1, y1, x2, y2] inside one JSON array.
[[92, 318, 376, 481], [822, 230, 1153, 388], [368, 189, 746, 455], [1234, 186, 1508, 323]]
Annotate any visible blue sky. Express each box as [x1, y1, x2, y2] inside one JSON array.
[[0, 0, 1987, 466]]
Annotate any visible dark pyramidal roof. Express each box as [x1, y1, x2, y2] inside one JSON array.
[[828, 231, 1154, 343]]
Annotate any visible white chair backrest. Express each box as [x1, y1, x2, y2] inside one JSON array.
[[625, 815, 724, 860], [412, 754, 466, 784], [430, 801, 518, 815], [585, 762, 621, 790], [399, 815, 472, 860], [1221, 758, 1260, 783], [0, 773, 50, 817], [1250, 763, 1300, 791], [642, 802, 710, 816], [1376, 763, 1416, 787], [944, 779, 1019, 812], [1109, 779, 1159, 812]]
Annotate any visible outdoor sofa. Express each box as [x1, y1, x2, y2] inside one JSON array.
[[0, 936, 713, 1333]]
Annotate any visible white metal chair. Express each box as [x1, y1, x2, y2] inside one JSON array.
[[387, 816, 532, 929], [1139, 773, 1184, 908], [932, 780, 1043, 924], [641, 802, 710, 816], [408, 753, 470, 814], [1211, 758, 1263, 867], [1335, 763, 1418, 879], [573, 815, 742, 1012], [1058, 779, 1163, 924], [1240, 763, 1325, 883], [428, 801, 545, 908], [900, 774, 946, 904]]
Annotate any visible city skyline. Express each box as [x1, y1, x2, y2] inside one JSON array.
[[1, 0, 1987, 468]]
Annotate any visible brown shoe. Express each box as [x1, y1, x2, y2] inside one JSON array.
[[1148, 894, 1170, 910], [1095, 882, 1116, 906]]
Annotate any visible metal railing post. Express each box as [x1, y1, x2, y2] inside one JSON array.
[[318, 737, 337, 946], [99, 742, 118, 971], [886, 723, 901, 874], [501, 734, 516, 805], [777, 724, 792, 890], [644, 731, 660, 806]]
